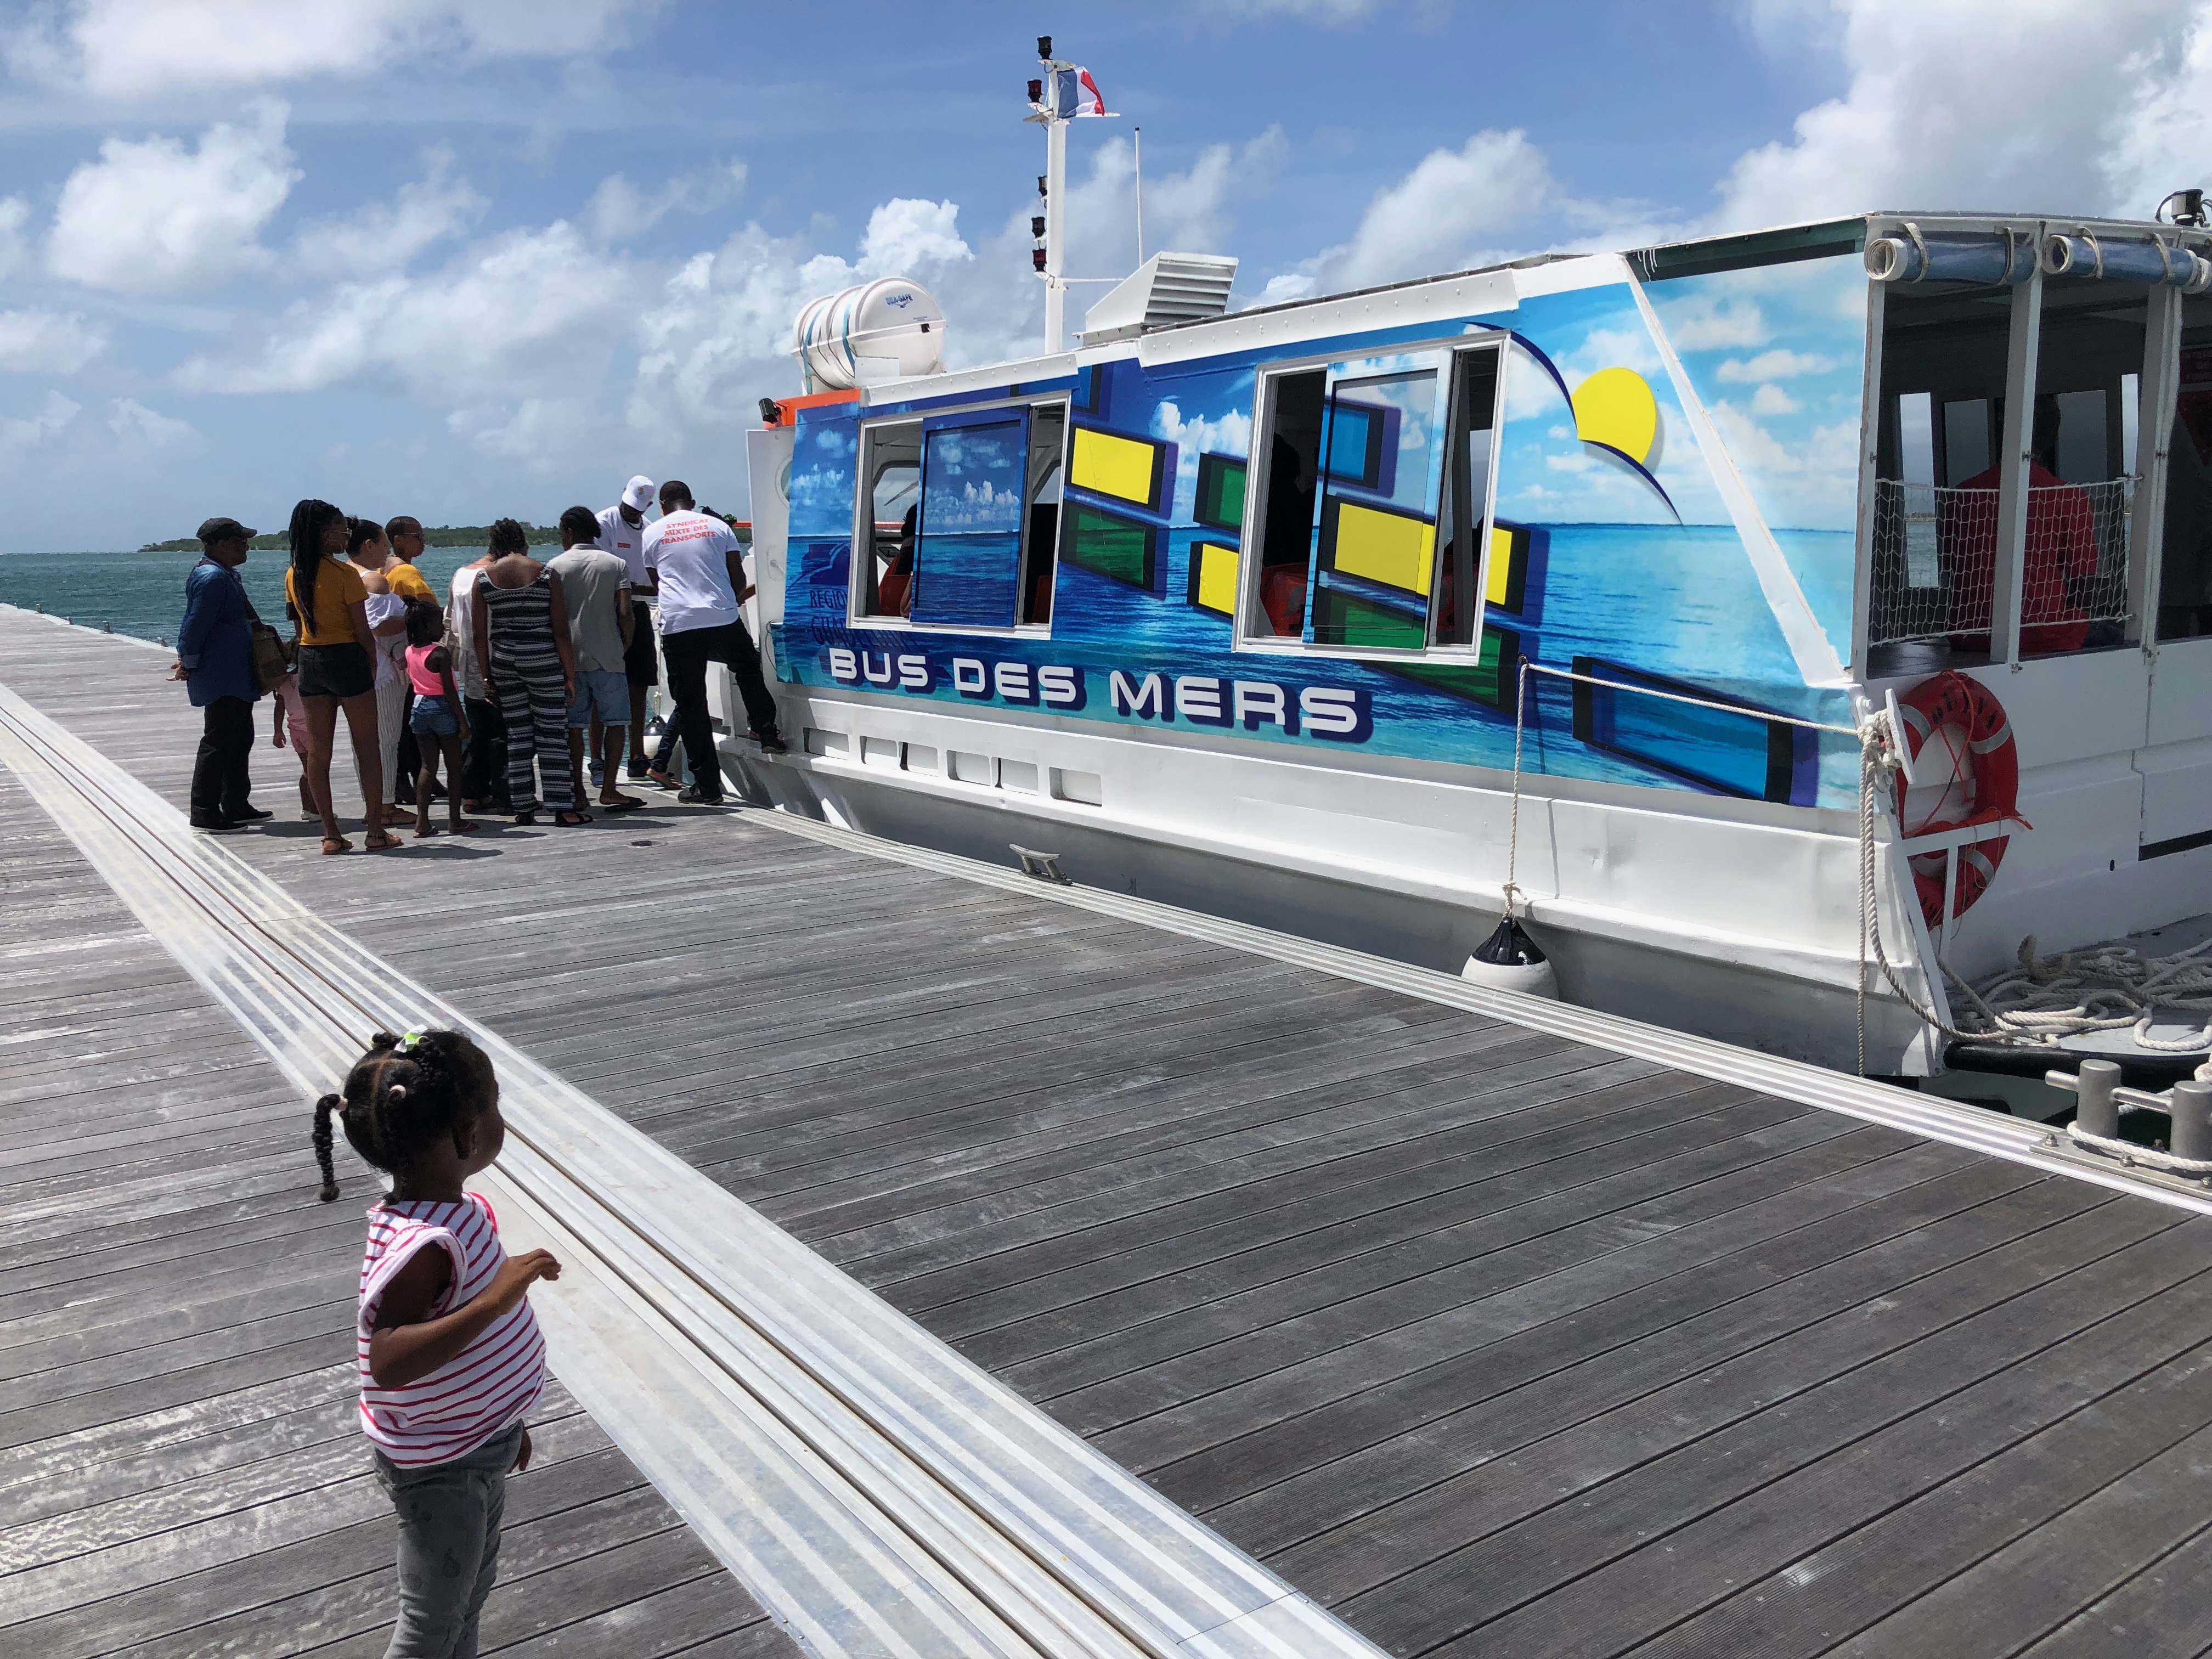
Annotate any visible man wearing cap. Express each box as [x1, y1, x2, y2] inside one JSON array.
[[171, 516, 268, 832], [596, 476, 660, 782]]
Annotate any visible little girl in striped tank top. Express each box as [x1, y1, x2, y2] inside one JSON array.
[[313, 1029, 562, 1659]]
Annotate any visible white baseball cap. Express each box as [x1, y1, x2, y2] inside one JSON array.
[[622, 475, 656, 511]]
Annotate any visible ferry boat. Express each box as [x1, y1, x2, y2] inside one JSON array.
[[707, 77, 2212, 1081]]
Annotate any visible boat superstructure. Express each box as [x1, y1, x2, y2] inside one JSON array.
[[716, 206, 2212, 1079]]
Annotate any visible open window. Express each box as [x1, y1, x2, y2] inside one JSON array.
[[2024, 275, 2146, 657], [854, 420, 921, 619], [1871, 263, 2152, 671], [852, 400, 1068, 631], [1242, 342, 1503, 656], [2160, 294, 2212, 641], [1870, 279, 2017, 671]]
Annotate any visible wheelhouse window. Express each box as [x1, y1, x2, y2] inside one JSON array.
[[1870, 253, 2153, 671], [2160, 291, 2212, 641], [1870, 277, 2016, 671], [853, 399, 1068, 631], [1242, 341, 1504, 656], [2024, 274, 2146, 657]]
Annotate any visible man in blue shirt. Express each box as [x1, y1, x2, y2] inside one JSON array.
[[173, 515, 269, 832]]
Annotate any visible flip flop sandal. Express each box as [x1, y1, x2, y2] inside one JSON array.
[[320, 836, 352, 855], [553, 810, 594, 826], [600, 795, 645, 812]]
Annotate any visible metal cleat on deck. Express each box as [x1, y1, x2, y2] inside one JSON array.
[[1009, 842, 1071, 884], [2046, 1058, 2212, 1180]]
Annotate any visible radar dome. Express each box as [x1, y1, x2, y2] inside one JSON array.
[[792, 279, 946, 391]]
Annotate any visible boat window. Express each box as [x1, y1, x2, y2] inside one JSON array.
[[1243, 343, 1503, 658], [854, 420, 921, 619], [1941, 398, 1991, 482], [1869, 278, 2017, 674], [2160, 294, 2212, 641], [913, 409, 1029, 628], [2022, 275, 2146, 657], [1311, 358, 1446, 648], [1245, 369, 1325, 639], [1022, 404, 1066, 625], [851, 400, 1069, 632], [1434, 345, 1503, 647]]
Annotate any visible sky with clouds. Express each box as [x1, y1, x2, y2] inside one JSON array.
[[4, 0, 2212, 551]]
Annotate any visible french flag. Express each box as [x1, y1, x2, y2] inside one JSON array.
[[1052, 66, 1106, 118]]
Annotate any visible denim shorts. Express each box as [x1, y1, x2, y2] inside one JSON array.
[[410, 692, 461, 736], [567, 669, 630, 729]]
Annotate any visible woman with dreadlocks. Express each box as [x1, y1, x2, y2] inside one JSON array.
[[313, 1029, 560, 1657], [285, 499, 401, 854]]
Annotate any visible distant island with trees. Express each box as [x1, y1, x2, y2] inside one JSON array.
[[138, 522, 563, 552]]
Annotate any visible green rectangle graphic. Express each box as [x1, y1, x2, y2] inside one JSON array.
[[1065, 504, 1159, 590], [1194, 454, 1247, 533]]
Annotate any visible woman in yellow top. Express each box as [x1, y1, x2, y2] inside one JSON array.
[[285, 498, 399, 853]]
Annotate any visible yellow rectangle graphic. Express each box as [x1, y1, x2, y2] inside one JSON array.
[[1070, 428, 1160, 507], [1193, 542, 1239, 615], [1333, 500, 1434, 597], [1486, 524, 1515, 606]]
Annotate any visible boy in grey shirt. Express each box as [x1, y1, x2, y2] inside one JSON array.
[[547, 505, 640, 812]]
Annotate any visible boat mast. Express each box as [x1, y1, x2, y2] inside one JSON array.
[[1045, 110, 1068, 354], [1025, 35, 1115, 355]]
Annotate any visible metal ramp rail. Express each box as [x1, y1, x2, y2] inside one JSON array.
[[0, 678, 1384, 1659]]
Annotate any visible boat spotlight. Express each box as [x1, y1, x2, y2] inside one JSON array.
[[2160, 187, 2208, 227], [1028, 78, 1042, 103], [1037, 35, 1052, 59]]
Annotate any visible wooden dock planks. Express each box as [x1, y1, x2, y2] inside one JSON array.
[[0, 736, 793, 1655], [13, 603, 2212, 1657]]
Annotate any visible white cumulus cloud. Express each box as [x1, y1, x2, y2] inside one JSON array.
[[47, 103, 300, 294], [293, 149, 486, 278], [1, 391, 83, 449], [0, 309, 109, 374], [1716, 0, 2199, 229], [8, 0, 654, 97], [587, 161, 747, 245], [176, 220, 634, 402], [858, 199, 972, 275], [108, 397, 198, 447], [1271, 128, 1554, 301]]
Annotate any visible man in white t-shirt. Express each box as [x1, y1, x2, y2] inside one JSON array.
[[595, 475, 658, 782], [641, 478, 785, 803]]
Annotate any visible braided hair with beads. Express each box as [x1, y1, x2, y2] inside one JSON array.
[[313, 1029, 496, 1201]]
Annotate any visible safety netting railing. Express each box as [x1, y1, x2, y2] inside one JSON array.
[[1867, 477, 2135, 650]]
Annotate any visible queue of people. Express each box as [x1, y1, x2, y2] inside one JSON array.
[[171, 474, 786, 850]]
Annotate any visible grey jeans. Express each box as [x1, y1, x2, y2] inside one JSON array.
[[371, 1422, 524, 1658]]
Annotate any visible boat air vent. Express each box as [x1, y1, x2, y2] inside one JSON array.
[[1080, 251, 1239, 346]]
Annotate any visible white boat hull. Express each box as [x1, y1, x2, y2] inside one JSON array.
[[705, 682, 1940, 1075]]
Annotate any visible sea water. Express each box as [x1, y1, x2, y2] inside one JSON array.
[[0, 549, 491, 645]]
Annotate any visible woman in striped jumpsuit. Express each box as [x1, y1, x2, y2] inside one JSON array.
[[470, 519, 586, 824]]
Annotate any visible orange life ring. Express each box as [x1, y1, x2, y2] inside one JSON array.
[[1892, 671, 2021, 929]]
